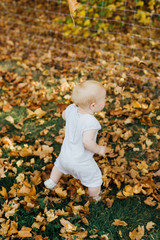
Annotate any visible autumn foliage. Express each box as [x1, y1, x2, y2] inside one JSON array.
[[0, 0, 160, 239]]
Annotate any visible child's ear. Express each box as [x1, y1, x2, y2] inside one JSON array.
[[90, 102, 95, 109]]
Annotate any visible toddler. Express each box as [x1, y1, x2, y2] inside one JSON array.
[[44, 80, 106, 200]]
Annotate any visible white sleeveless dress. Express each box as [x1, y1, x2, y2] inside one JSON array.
[[54, 104, 102, 188]]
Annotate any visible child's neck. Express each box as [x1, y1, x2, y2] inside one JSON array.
[[78, 106, 94, 115]]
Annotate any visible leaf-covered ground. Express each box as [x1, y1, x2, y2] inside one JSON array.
[[0, 60, 159, 239], [0, 1, 160, 239]]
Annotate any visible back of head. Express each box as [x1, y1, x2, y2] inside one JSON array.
[[71, 80, 104, 107]]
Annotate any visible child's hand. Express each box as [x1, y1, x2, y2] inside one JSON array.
[[98, 146, 106, 157]]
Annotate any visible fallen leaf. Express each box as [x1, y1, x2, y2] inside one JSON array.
[[105, 198, 114, 208], [7, 221, 18, 236], [67, 0, 80, 14], [0, 167, 7, 178], [19, 146, 33, 157], [30, 170, 41, 185], [0, 187, 8, 199], [3, 103, 13, 112], [129, 225, 144, 240], [55, 187, 67, 198], [144, 197, 157, 207], [123, 185, 134, 197], [46, 209, 58, 222], [77, 187, 85, 195], [60, 218, 77, 233], [5, 115, 14, 124], [18, 226, 32, 238], [146, 221, 155, 231], [112, 219, 128, 226], [148, 127, 159, 134]]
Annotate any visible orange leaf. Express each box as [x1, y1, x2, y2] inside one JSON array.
[[55, 187, 67, 198], [148, 127, 159, 134], [2, 103, 13, 112], [18, 226, 32, 238], [146, 221, 155, 231], [129, 225, 144, 240], [19, 147, 33, 157], [0, 187, 8, 199], [7, 221, 18, 236], [144, 197, 157, 207], [112, 219, 128, 226], [67, 0, 80, 14], [123, 185, 134, 197]]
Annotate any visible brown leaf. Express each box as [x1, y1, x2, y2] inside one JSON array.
[[40, 129, 49, 136], [67, 0, 80, 14], [30, 170, 41, 185], [35, 235, 43, 240], [105, 198, 114, 208], [112, 219, 128, 226], [129, 225, 144, 240], [18, 226, 32, 238], [34, 145, 53, 159]]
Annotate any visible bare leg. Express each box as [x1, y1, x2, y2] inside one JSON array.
[[88, 186, 101, 197], [50, 166, 63, 184], [44, 166, 63, 190]]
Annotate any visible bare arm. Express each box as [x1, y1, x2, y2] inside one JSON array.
[[62, 110, 66, 120], [82, 129, 106, 156]]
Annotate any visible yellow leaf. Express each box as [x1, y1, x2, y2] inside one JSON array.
[[132, 100, 141, 108], [136, 1, 144, 7], [123, 185, 134, 197], [77, 188, 85, 195]]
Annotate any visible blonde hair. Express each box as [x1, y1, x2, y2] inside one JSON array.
[[71, 80, 104, 107]]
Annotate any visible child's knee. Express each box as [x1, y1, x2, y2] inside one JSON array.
[[88, 186, 101, 197]]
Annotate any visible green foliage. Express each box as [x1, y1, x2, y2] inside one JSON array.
[[56, 0, 159, 37]]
